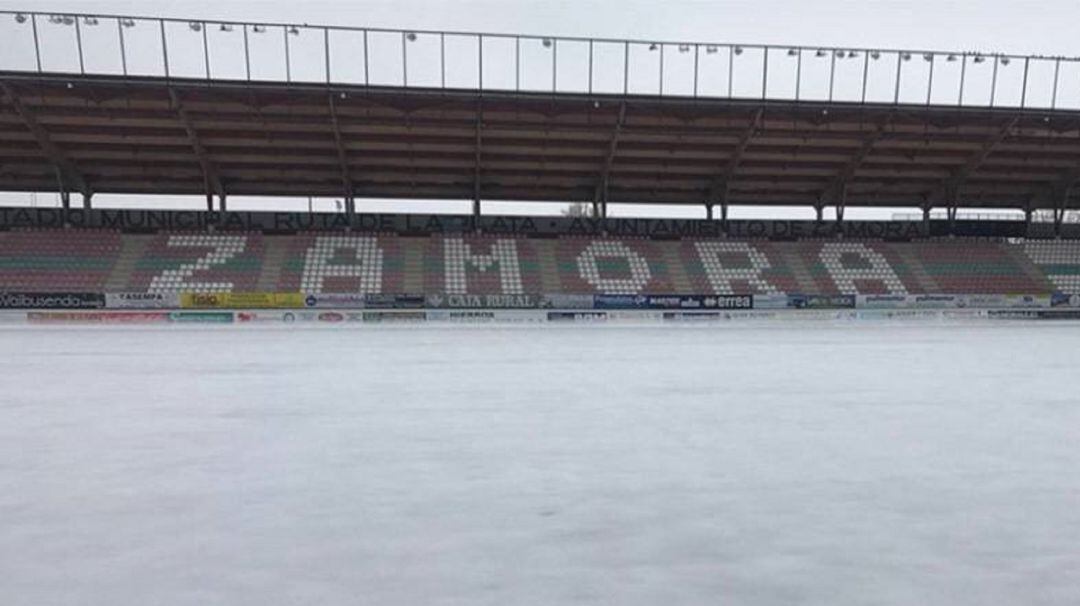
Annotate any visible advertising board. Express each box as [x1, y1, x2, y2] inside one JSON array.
[[592, 294, 753, 310], [0, 292, 105, 309], [180, 292, 305, 309], [105, 292, 180, 309]]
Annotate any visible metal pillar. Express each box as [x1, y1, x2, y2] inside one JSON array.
[[705, 203, 714, 221], [82, 192, 92, 210]]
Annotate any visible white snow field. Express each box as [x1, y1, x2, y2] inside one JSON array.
[[1, 322, 1079, 605]]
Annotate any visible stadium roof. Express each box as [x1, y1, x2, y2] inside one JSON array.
[[2, 9, 1080, 214]]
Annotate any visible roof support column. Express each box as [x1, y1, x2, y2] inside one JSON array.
[[835, 184, 847, 223], [170, 88, 225, 210], [473, 97, 483, 225], [3, 82, 92, 202], [594, 102, 627, 209], [328, 93, 355, 219], [1053, 183, 1070, 238]]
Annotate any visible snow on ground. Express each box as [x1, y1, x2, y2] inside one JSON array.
[[1, 322, 1079, 605]]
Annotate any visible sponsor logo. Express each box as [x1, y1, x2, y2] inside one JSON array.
[[547, 311, 608, 322], [304, 293, 368, 308], [0, 292, 105, 309]]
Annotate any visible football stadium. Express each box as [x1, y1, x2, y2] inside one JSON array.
[[2, 5, 1080, 605]]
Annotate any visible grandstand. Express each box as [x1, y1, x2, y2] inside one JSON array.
[[0, 228, 1073, 296], [1, 9, 1079, 319]]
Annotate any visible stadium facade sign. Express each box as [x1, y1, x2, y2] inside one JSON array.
[[0, 207, 935, 239]]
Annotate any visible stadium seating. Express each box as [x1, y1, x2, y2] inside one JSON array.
[[0, 228, 1076, 295], [0, 229, 120, 292]]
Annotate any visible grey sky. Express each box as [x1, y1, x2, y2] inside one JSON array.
[[2, 0, 1077, 219]]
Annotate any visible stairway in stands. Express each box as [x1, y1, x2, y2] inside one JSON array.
[[257, 236, 290, 292], [103, 234, 152, 292]]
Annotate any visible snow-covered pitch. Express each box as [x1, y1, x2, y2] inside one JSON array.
[[2, 323, 1078, 605]]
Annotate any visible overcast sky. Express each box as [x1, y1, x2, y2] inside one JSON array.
[[3, 0, 1078, 219]]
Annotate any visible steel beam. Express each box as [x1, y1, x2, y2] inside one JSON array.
[[1, 82, 91, 198], [328, 93, 355, 214], [473, 98, 483, 217], [593, 102, 627, 205], [933, 114, 1020, 203], [819, 115, 893, 206], [168, 88, 225, 203], [705, 107, 764, 206]]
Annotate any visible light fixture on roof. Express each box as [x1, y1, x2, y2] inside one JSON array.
[[787, 48, 798, 57], [835, 50, 846, 58], [252, 24, 266, 33], [705, 45, 718, 54], [1000, 56, 1011, 65], [900, 52, 912, 61], [972, 54, 985, 63], [287, 25, 300, 35], [188, 21, 202, 32], [815, 49, 827, 57], [648, 43, 658, 51], [847, 50, 859, 58], [14, 13, 27, 23], [946, 54, 958, 62], [83, 16, 98, 25], [406, 31, 417, 41], [120, 18, 136, 28], [219, 23, 233, 32], [678, 44, 690, 53], [733, 45, 743, 55], [870, 50, 881, 60], [541, 37, 552, 48], [923, 53, 934, 62], [61, 15, 74, 25]]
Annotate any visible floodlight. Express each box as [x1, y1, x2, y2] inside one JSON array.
[[648, 43, 658, 51], [541, 37, 552, 48], [188, 21, 202, 32], [120, 18, 136, 28], [14, 13, 26, 23], [923, 53, 933, 62], [946, 54, 957, 62], [678, 44, 690, 53], [83, 16, 98, 25], [733, 46, 743, 55], [900, 52, 912, 61], [287, 25, 300, 35], [705, 45, 718, 54], [252, 25, 266, 33], [61, 15, 74, 25], [1000, 56, 1010, 65], [972, 55, 985, 63], [847, 51, 859, 58], [870, 50, 881, 60], [835, 50, 846, 58], [219, 23, 233, 32], [815, 49, 827, 57], [406, 32, 417, 42], [787, 48, 798, 57]]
